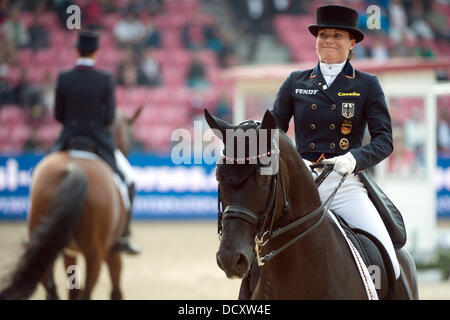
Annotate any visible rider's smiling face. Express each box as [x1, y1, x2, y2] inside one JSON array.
[[316, 28, 355, 64]]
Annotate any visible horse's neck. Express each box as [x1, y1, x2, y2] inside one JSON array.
[[286, 155, 322, 221], [255, 155, 362, 298]]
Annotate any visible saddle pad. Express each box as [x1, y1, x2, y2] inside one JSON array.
[[68, 150, 130, 211], [328, 211, 379, 300], [69, 150, 99, 160]]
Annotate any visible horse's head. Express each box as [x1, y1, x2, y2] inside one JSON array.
[[205, 109, 289, 278], [112, 107, 143, 156]]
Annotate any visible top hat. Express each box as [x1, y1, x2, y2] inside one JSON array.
[[76, 31, 99, 51], [308, 5, 364, 43]]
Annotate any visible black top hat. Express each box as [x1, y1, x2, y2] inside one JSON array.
[[308, 5, 364, 43], [76, 31, 99, 51]]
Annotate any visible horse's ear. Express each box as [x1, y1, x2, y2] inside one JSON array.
[[204, 109, 233, 141], [128, 106, 143, 124], [260, 110, 277, 130]]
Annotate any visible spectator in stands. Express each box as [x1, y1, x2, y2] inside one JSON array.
[[0, 29, 15, 65], [0, 0, 9, 24], [1, 6, 29, 48], [122, 0, 163, 16], [368, 32, 389, 63], [204, 18, 223, 52], [187, 51, 209, 89], [11, 67, 42, 118], [0, 63, 13, 106], [182, 11, 209, 50], [217, 30, 240, 68], [352, 42, 369, 59], [413, 36, 435, 59], [142, 13, 161, 49], [409, 1, 434, 40], [55, 0, 74, 29], [388, 0, 415, 44], [23, 127, 45, 152], [268, 0, 302, 16], [426, 0, 450, 43], [391, 33, 414, 58], [83, 0, 104, 30], [113, 10, 146, 49], [28, 7, 50, 51], [116, 49, 148, 86], [243, 0, 268, 62], [140, 48, 161, 87], [214, 92, 232, 123], [40, 71, 55, 113]]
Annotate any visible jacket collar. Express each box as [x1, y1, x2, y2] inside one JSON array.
[[309, 60, 355, 104], [75, 58, 95, 68], [310, 59, 354, 79]]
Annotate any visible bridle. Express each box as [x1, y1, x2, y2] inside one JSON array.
[[217, 145, 347, 267]]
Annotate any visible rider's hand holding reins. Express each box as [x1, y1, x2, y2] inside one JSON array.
[[321, 152, 356, 176]]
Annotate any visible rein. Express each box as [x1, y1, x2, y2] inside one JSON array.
[[217, 161, 347, 267], [255, 166, 347, 266]]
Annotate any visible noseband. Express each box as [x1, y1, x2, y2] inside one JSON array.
[[217, 156, 346, 266]]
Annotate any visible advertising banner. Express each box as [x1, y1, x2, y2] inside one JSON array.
[[437, 156, 450, 218], [0, 153, 218, 220]]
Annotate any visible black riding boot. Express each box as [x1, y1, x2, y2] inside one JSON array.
[[115, 182, 141, 255]]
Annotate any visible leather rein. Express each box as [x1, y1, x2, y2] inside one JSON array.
[[217, 156, 347, 267]]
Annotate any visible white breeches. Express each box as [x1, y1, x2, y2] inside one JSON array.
[[113, 149, 136, 211], [315, 168, 401, 279], [115, 149, 136, 186]]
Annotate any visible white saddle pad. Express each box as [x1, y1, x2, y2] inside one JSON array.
[[68, 150, 130, 211], [328, 211, 379, 300]]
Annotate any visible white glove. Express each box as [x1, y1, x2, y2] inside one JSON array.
[[321, 152, 356, 176], [302, 159, 318, 178]]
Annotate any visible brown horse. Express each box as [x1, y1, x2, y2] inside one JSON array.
[[205, 109, 418, 300], [0, 107, 142, 300]]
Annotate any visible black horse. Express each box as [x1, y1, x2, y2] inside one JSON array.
[[205, 109, 418, 299]]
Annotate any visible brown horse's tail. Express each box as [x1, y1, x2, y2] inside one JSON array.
[[0, 164, 88, 300]]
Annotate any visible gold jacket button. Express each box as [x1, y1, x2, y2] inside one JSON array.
[[309, 142, 315, 149], [330, 124, 335, 130], [331, 104, 336, 110], [330, 143, 336, 149], [310, 124, 316, 130], [311, 104, 318, 110]]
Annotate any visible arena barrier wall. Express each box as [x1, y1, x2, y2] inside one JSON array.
[[0, 153, 218, 220]]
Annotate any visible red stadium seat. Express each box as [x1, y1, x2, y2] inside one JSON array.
[[0, 106, 26, 126], [10, 124, 31, 145], [165, 0, 200, 15], [162, 30, 183, 49]]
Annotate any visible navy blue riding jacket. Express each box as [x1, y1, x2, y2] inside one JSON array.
[[51, 65, 118, 172], [271, 60, 393, 174]]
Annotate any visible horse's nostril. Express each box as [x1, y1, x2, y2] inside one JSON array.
[[234, 253, 249, 273]]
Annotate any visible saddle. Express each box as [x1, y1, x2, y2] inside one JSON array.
[[358, 170, 407, 249], [64, 136, 126, 184], [333, 213, 395, 300], [65, 136, 98, 153]]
